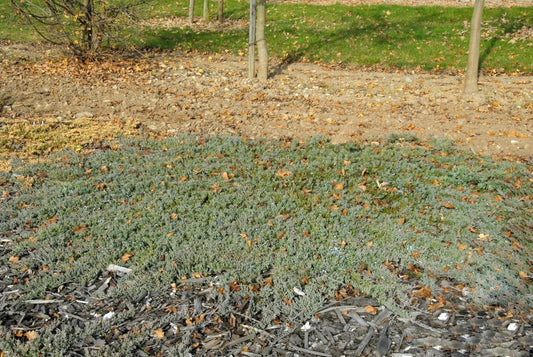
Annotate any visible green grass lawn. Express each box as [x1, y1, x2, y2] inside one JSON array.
[[1, 0, 532, 73], [1, 135, 531, 353], [140, 1, 533, 72]]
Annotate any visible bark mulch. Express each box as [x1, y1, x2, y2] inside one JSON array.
[[1, 239, 532, 356]]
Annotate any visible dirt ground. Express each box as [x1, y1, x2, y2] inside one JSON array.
[[1, 40, 532, 162]]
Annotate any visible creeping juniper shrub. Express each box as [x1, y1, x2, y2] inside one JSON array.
[[1, 135, 531, 352]]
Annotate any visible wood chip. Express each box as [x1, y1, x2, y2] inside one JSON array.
[[355, 326, 375, 356], [288, 344, 333, 357]]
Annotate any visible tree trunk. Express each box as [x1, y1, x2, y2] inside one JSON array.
[[248, 0, 256, 79], [189, 0, 195, 24], [85, 0, 94, 52], [218, 0, 224, 23], [256, 0, 268, 81], [464, 0, 485, 94], [203, 0, 209, 22]]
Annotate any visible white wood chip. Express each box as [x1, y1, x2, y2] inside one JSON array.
[[300, 321, 312, 332], [102, 311, 115, 321], [437, 312, 449, 321], [507, 322, 519, 331]]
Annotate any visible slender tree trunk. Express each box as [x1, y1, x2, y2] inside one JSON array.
[[218, 0, 224, 23], [464, 0, 485, 94], [256, 0, 268, 81], [189, 0, 195, 24], [86, 0, 94, 51], [248, 0, 256, 79], [203, 0, 209, 22]]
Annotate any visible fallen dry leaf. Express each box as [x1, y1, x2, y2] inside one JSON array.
[[24, 330, 38, 341], [152, 329, 165, 340], [121, 253, 134, 263], [364, 305, 378, 315]]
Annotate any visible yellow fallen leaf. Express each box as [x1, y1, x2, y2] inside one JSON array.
[[24, 330, 38, 341], [153, 329, 165, 339], [457, 243, 468, 251], [478, 233, 490, 241], [276, 170, 291, 178], [334, 182, 344, 190], [364, 305, 378, 315], [519, 271, 528, 278], [121, 253, 134, 263]]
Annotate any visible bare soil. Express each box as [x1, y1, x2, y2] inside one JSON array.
[[1, 42, 531, 162]]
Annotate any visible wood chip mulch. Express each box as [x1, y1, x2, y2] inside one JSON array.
[[1, 239, 532, 357]]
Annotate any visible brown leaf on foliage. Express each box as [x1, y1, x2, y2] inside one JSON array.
[[384, 260, 395, 272], [283, 297, 292, 305], [334, 182, 344, 190], [229, 281, 241, 292], [457, 243, 468, 251], [411, 251, 421, 259], [441, 202, 455, 209], [428, 296, 446, 311], [398, 217, 406, 225], [276, 170, 291, 178], [73, 224, 87, 234], [414, 286, 432, 299], [8, 256, 19, 264], [24, 330, 38, 341], [121, 253, 134, 263], [170, 213, 178, 220]]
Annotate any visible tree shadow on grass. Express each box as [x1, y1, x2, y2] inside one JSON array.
[[478, 15, 531, 72]]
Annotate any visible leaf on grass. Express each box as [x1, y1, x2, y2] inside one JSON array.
[[457, 243, 468, 251], [229, 281, 241, 292], [441, 202, 455, 209], [398, 217, 406, 225], [73, 224, 87, 234], [170, 213, 178, 220], [519, 271, 528, 278], [276, 170, 291, 178], [478, 233, 490, 241], [8, 256, 19, 264], [333, 182, 344, 190], [121, 253, 134, 263], [364, 305, 378, 315], [24, 330, 38, 341], [411, 251, 421, 259]]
